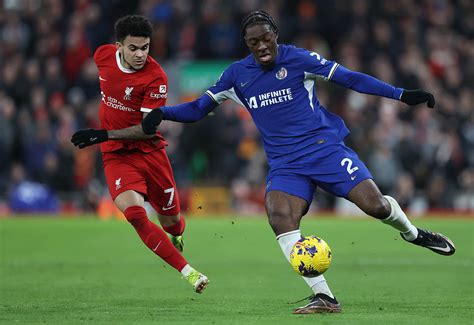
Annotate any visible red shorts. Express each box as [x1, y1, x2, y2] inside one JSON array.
[[102, 148, 180, 216]]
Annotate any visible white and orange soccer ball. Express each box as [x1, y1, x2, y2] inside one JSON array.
[[289, 236, 332, 277]]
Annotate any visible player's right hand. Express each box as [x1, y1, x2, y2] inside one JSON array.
[[71, 129, 108, 149], [142, 109, 164, 135]]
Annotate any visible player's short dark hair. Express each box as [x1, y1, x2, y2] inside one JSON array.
[[240, 10, 278, 39], [114, 15, 153, 43]]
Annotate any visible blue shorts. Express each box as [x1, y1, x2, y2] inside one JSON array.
[[266, 142, 372, 204]]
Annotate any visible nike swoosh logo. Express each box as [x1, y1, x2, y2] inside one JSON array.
[[89, 137, 98, 142], [99, 76, 107, 81], [351, 176, 356, 180], [162, 205, 176, 211], [240, 81, 249, 87], [426, 243, 451, 253], [152, 241, 162, 252]]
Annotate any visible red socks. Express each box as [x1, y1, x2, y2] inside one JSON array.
[[124, 206, 187, 271], [162, 215, 186, 236]]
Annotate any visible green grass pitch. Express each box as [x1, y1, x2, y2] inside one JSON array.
[[1, 216, 473, 324]]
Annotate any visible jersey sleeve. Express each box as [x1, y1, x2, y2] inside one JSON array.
[[297, 48, 340, 81], [161, 65, 237, 122], [204, 65, 245, 106], [140, 74, 168, 113], [93, 45, 107, 68], [331, 65, 404, 100], [161, 93, 218, 122], [298, 47, 403, 100], [93, 46, 104, 62]]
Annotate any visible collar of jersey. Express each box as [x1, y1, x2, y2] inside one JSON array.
[[116, 51, 136, 74]]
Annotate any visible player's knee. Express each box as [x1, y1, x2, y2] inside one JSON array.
[[267, 210, 299, 232], [124, 206, 148, 229], [367, 197, 391, 219], [268, 210, 285, 224], [158, 213, 180, 227]]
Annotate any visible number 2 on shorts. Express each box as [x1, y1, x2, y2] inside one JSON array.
[[341, 158, 359, 175]]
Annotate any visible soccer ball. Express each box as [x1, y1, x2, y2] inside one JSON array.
[[289, 236, 332, 277]]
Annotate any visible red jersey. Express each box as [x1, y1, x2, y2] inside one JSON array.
[[94, 44, 168, 153]]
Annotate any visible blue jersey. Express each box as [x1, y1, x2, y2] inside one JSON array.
[[162, 44, 404, 170]]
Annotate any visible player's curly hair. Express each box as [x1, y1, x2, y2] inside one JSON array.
[[114, 15, 153, 43], [240, 10, 278, 39]]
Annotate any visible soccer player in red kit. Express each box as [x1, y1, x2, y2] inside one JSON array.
[[71, 15, 208, 293]]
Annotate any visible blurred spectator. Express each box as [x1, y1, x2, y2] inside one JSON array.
[[63, 13, 91, 84], [6, 163, 59, 213], [0, 93, 16, 188], [367, 143, 401, 194], [22, 121, 56, 181], [455, 169, 474, 211]]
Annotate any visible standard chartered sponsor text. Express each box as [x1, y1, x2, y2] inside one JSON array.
[[103, 96, 135, 112]]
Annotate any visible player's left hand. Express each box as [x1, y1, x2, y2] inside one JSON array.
[[400, 89, 435, 108], [141, 109, 164, 135], [71, 129, 108, 149]]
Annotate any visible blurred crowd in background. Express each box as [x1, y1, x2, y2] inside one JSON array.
[[0, 0, 473, 215]]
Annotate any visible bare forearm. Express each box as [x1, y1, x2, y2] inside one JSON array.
[[107, 124, 154, 140]]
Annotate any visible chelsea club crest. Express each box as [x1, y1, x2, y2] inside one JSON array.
[[276, 67, 287, 80]]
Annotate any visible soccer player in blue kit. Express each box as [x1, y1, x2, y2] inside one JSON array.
[[141, 11, 456, 314]]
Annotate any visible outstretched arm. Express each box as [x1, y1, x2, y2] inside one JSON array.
[[141, 93, 218, 135], [72, 94, 219, 147], [163, 93, 217, 122], [71, 116, 155, 149], [331, 65, 435, 108], [107, 124, 156, 140]]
